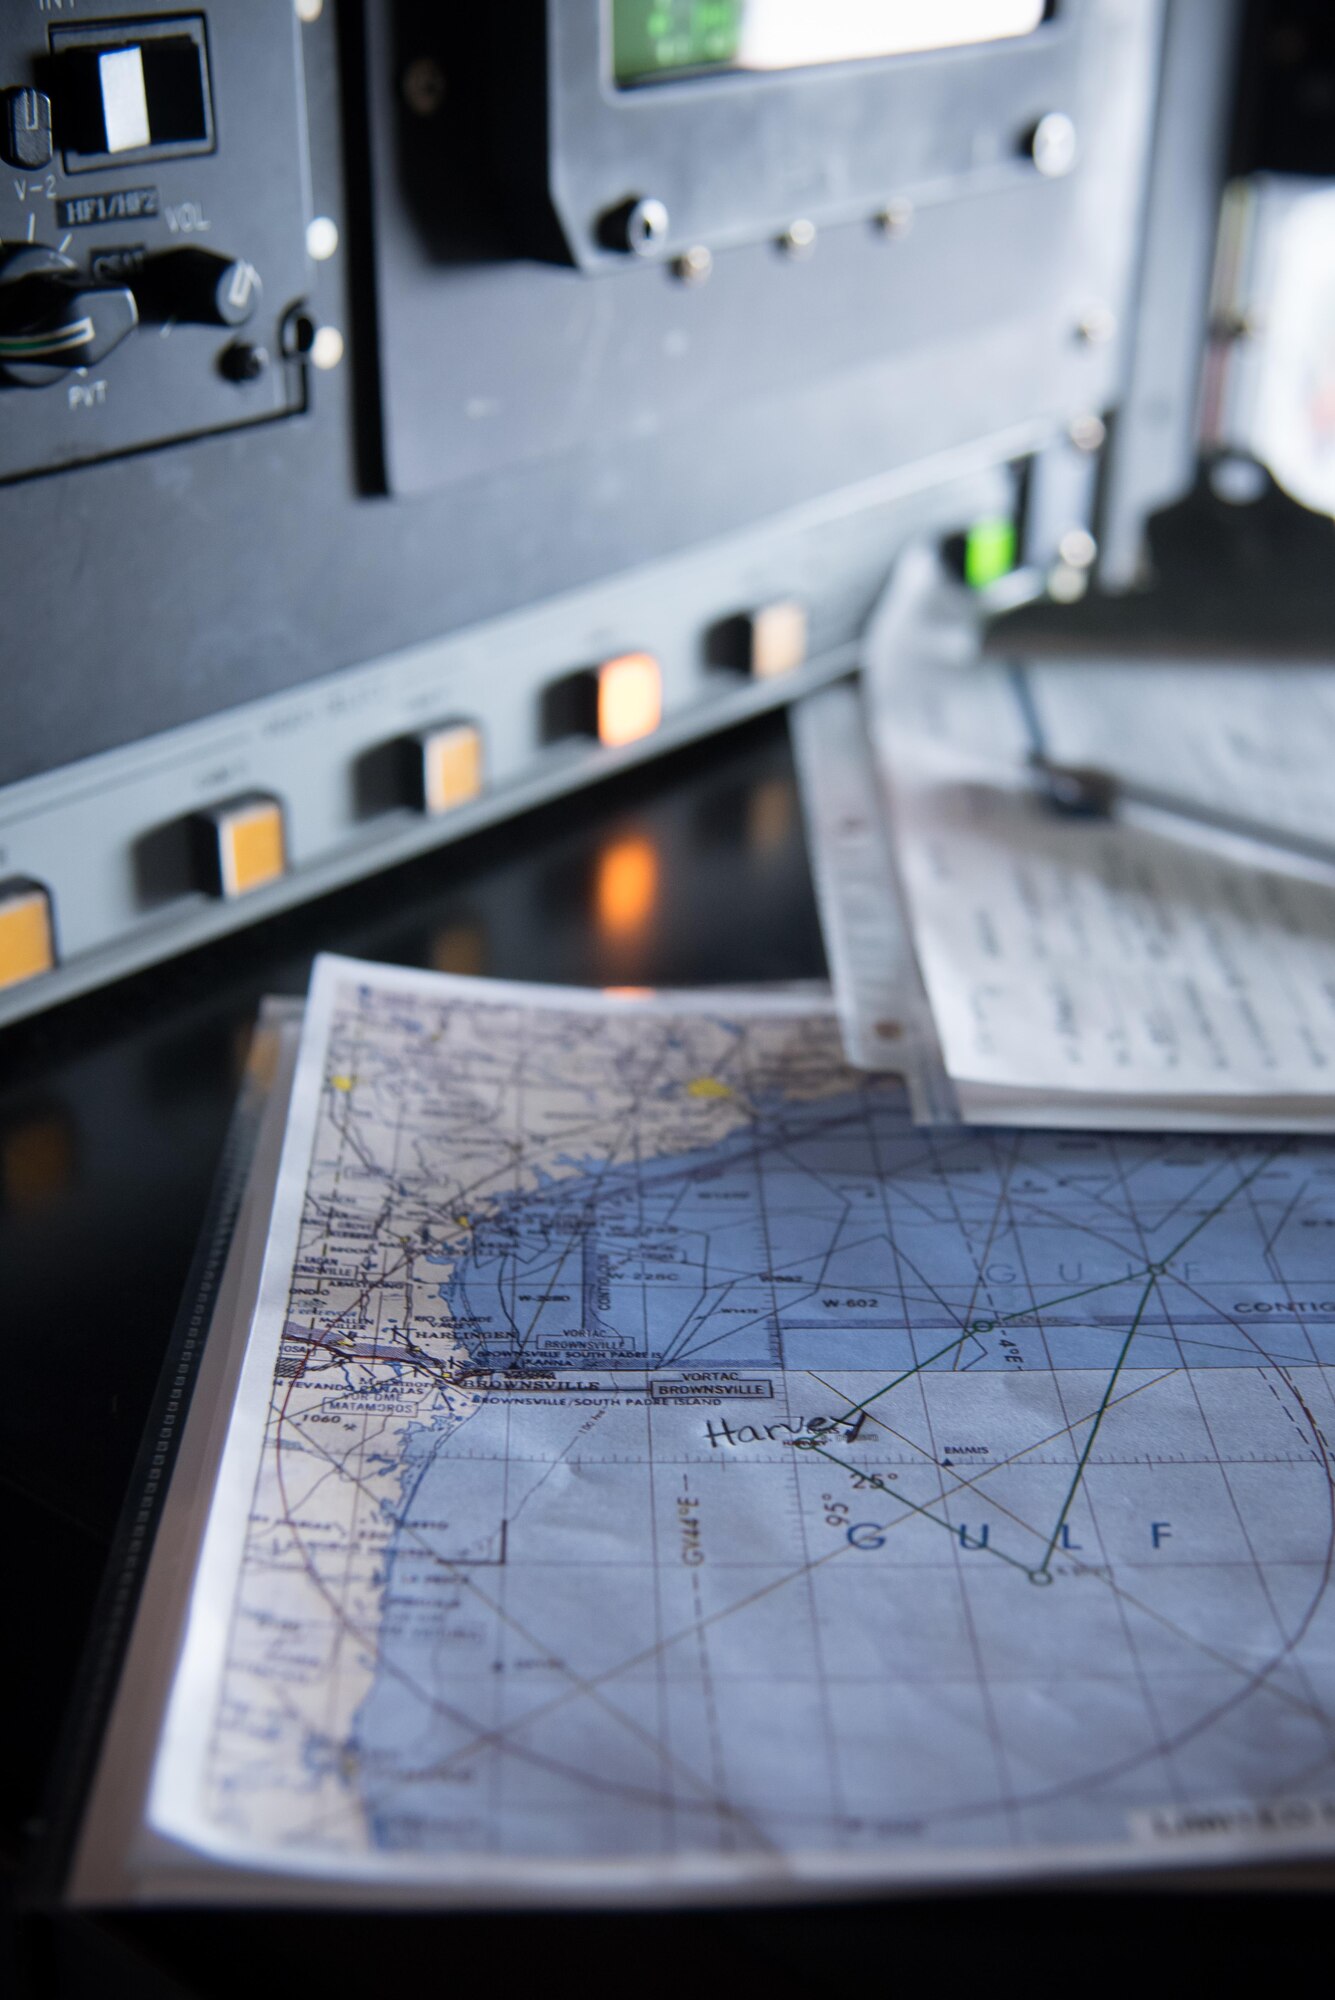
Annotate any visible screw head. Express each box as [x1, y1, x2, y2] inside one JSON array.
[[305, 215, 339, 262], [674, 244, 712, 285], [310, 324, 344, 371], [875, 198, 913, 238], [1058, 526, 1098, 570], [780, 218, 817, 258], [1047, 560, 1088, 604], [1214, 307, 1260, 341], [1068, 412, 1106, 453], [1075, 302, 1117, 346], [1209, 454, 1268, 506], [1029, 111, 1077, 178], [402, 56, 446, 117]]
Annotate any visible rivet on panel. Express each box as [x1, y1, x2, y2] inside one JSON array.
[[779, 219, 816, 258]]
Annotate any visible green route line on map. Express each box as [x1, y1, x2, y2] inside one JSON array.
[[802, 1274, 1151, 1586], [1035, 1273, 1157, 1580], [797, 1150, 1285, 1584], [831, 1147, 1286, 1427], [830, 1272, 1143, 1428]]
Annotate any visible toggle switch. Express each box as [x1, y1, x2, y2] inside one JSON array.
[[95, 44, 150, 153], [192, 794, 287, 899], [0, 879, 57, 991], [0, 88, 53, 170], [51, 22, 212, 167], [541, 654, 663, 750], [707, 600, 808, 680], [597, 653, 662, 746], [417, 722, 485, 816]]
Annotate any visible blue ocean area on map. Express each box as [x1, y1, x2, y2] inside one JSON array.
[[247, 979, 1335, 1875], [428, 1084, 1335, 1376]]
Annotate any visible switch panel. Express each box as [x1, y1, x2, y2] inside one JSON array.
[[0, 0, 312, 481], [49, 18, 213, 171]]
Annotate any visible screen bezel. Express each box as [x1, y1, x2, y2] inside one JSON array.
[[609, 0, 1056, 92]]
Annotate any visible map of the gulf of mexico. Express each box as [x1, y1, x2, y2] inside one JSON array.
[[164, 959, 1335, 1892]]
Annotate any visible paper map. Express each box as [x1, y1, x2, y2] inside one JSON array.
[[154, 957, 1335, 1892]]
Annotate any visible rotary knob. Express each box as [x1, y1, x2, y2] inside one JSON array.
[[135, 247, 262, 328], [0, 245, 138, 387]]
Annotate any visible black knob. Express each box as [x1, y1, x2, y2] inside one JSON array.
[[0, 245, 137, 387], [136, 247, 261, 327], [598, 195, 670, 257]]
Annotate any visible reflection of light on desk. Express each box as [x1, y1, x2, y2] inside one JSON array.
[[432, 922, 487, 977], [239, 1020, 281, 1089], [1, 1110, 75, 1212], [596, 836, 659, 937], [747, 774, 794, 855]]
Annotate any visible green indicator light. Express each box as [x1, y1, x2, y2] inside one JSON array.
[[963, 517, 1017, 590], [614, 0, 742, 84]]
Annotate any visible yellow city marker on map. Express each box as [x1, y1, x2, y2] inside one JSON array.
[[686, 1076, 732, 1099]]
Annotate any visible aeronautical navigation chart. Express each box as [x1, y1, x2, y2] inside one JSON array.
[[154, 957, 1335, 1892]]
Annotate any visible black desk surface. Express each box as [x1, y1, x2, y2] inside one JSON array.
[[7, 523, 1335, 1992]]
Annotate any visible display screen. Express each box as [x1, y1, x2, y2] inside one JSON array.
[[612, 1, 1048, 86]]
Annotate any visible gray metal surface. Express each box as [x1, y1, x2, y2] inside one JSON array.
[[545, 3, 1111, 266], [1098, 0, 1245, 587], [374, 1, 1160, 497], [0, 451, 1019, 1027], [0, 0, 1180, 786], [0, 1, 1239, 1019]]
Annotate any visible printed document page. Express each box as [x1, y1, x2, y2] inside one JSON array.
[[1026, 660, 1335, 853], [870, 658, 1335, 1127]]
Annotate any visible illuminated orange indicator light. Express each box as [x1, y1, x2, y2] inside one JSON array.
[[595, 835, 659, 937], [214, 795, 286, 898], [421, 722, 484, 816], [0, 878, 56, 991], [597, 652, 662, 749], [749, 600, 807, 680]]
